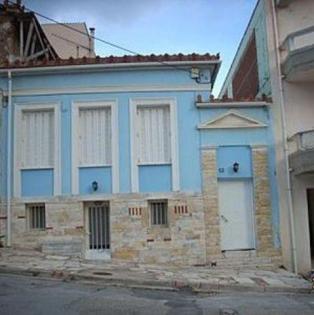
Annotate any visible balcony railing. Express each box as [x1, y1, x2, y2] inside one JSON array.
[[289, 129, 314, 153], [289, 129, 314, 175], [282, 25, 314, 55], [276, 0, 294, 7]]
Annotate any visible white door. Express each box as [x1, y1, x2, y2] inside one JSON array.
[[218, 180, 255, 251]]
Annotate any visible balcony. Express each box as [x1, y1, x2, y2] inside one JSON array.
[[281, 25, 314, 82], [276, 0, 294, 7], [289, 130, 314, 175]]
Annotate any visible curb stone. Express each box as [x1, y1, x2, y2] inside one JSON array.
[[0, 266, 312, 294]]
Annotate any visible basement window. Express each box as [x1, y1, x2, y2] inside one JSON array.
[[27, 204, 46, 230], [149, 200, 168, 226]]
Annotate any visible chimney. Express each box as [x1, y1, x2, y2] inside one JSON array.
[[89, 27, 95, 57]]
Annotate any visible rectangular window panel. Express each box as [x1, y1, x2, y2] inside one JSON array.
[[21, 109, 54, 168], [150, 200, 168, 226], [27, 204, 46, 230], [78, 107, 111, 166], [137, 105, 171, 164]]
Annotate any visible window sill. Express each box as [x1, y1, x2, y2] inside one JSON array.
[[137, 162, 171, 166]]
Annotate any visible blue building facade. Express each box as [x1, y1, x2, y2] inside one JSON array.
[[0, 54, 281, 266]]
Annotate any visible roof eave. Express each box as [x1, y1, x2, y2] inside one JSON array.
[[0, 59, 221, 74]]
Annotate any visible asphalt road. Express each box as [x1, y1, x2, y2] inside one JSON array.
[[0, 274, 313, 315]]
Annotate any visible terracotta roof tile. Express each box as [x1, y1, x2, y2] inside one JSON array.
[[1, 53, 220, 69]]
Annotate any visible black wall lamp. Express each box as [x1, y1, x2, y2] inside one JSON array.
[[92, 181, 98, 192], [233, 162, 239, 173]]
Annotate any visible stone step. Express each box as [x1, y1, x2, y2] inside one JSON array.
[[222, 250, 257, 258], [215, 256, 272, 263], [212, 263, 276, 271], [210, 254, 275, 270], [215, 261, 272, 266]]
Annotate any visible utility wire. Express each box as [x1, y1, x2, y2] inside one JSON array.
[[8, 0, 194, 75]]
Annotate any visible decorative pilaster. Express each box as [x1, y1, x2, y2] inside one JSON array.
[[252, 147, 275, 255], [201, 149, 221, 261]]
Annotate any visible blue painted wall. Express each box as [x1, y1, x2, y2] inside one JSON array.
[[139, 165, 172, 192], [21, 169, 53, 197], [79, 167, 112, 195], [217, 146, 252, 179]]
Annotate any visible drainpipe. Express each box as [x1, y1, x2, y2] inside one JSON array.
[[270, 0, 297, 273], [6, 70, 12, 247]]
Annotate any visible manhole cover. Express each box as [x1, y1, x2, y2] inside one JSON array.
[[219, 308, 239, 315], [93, 271, 112, 276]]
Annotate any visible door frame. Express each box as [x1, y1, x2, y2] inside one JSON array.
[[291, 174, 314, 274], [84, 201, 111, 260], [307, 188, 314, 268], [218, 178, 256, 251]]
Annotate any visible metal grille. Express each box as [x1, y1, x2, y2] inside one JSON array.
[[150, 200, 168, 225], [88, 203, 110, 250], [28, 204, 46, 230]]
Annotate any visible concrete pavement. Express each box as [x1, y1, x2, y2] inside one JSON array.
[[1, 274, 314, 315], [0, 248, 312, 294]]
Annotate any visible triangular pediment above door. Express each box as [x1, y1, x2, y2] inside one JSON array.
[[197, 110, 267, 129]]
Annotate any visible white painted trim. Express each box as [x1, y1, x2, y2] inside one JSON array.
[[13, 102, 61, 197], [196, 101, 270, 108], [197, 110, 267, 129], [137, 162, 172, 166], [7, 84, 212, 97], [78, 164, 112, 168], [71, 100, 118, 195], [170, 98, 180, 191], [54, 105, 61, 195], [129, 99, 138, 193], [111, 100, 119, 193], [13, 105, 21, 198], [71, 102, 79, 195], [20, 166, 55, 170], [129, 97, 180, 192]]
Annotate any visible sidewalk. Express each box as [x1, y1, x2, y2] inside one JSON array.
[[0, 248, 312, 294]]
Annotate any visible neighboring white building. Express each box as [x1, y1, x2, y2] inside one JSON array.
[[42, 23, 96, 59], [220, 0, 314, 274]]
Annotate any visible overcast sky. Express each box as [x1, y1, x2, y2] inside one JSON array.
[[23, 0, 258, 95]]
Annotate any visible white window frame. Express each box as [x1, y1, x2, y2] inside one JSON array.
[[130, 98, 179, 192], [71, 100, 119, 194], [14, 102, 61, 198]]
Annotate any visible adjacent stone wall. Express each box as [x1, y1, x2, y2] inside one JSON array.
[[201, 149, 221, 262], [11, 199, 84, 256], [252, 147, 278, 258], [109, 194, 206, 266], [9, 194, 207, 266]]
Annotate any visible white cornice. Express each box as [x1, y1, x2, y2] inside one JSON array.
[[196, 101, 270, 108], [7, 84, 212, 96]]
